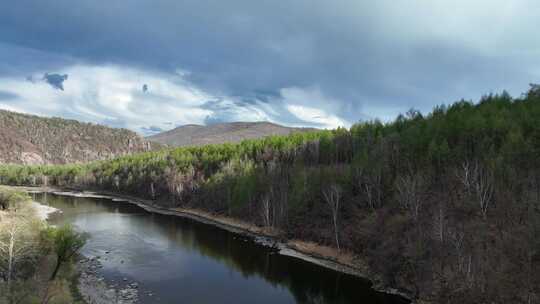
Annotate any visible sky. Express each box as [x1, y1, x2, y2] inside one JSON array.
[[0, 0, 539, 135]]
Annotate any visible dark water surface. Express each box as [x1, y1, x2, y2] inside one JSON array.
[[33, 192, 408, 304]]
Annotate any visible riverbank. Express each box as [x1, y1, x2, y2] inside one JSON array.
[[30, 196, 140, 304], [31, 200, 61, 220], [13, 185, 414, 302], [77, 256, 139, 304], [1, 187, 88, 303]]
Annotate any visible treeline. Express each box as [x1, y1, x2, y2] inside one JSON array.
[[1, 86, 540, 303]]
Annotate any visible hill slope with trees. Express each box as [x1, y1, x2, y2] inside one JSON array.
[[0, 110, 153, 165], [1, 86, 540, 303], [146, 121, 316, 147]]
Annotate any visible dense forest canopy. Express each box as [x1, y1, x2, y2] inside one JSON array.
[[1, 85, 540, 303]]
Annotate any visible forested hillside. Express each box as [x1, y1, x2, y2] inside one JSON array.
[[1, 86, 540, 303], [146, 121, 316, 147], [0, 110, 153, 165]]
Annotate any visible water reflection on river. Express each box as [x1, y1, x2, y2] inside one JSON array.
[[33, 192, 408, 304]]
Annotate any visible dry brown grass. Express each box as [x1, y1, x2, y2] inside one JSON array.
[[171, 206, 280, 235], [172, 207, 357, 267], [287, 240, 356, 265], [0, 210, 7, 222]]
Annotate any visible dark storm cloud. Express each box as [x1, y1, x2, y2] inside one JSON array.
[[0, 43, 75, 77], [0, 90, 18, 101], [43, 73, 68, 90], [0, 0, 539, 125]]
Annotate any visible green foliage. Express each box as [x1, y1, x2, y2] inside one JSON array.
[[42, 225, 86, 280], [0, 187, 31, 210], [0, 188, 84, 304]]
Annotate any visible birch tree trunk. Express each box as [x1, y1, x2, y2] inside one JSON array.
[[323, 184, 341, 252], [0, 217, 36, 297]]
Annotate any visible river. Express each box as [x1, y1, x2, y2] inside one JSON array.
[[32, 192, 409, 304]]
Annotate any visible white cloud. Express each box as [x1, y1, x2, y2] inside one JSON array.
[[286, 105, 349, 129], [0, 65, 216, 133], [0, 65, 354, 134], [280, 86, 351, 128], [0, 103, 28, 114], [2, 0, 540, 131]]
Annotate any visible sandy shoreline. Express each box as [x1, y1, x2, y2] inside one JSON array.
[[30, 200, 61, 220], [16, 185, 413, 302]]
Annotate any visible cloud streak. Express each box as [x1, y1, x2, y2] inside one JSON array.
[[0, 65, 348, 135]]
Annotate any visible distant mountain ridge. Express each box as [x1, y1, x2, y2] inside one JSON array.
[[146, 121, 316, 147], [0, 110, 152, 165]]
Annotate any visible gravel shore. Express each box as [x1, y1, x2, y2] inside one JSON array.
[[77, 256, 139, 304]]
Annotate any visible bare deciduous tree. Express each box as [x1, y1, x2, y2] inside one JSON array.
[[113, 175, 120, 190], [323, 184, 341, 251], [260, 194, 272, 228], [165, 167, 185, 203], [396, 174, 425, 221], [457, 161, 473, 189], [434, 201, 445, 243], [448, 227, 466, 272], [0, 217, 37, 289], [150, 182, 155, 199], [357, 167, 383, 210], [457, 160, 494, 219], [474, 171, 494, 220]]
